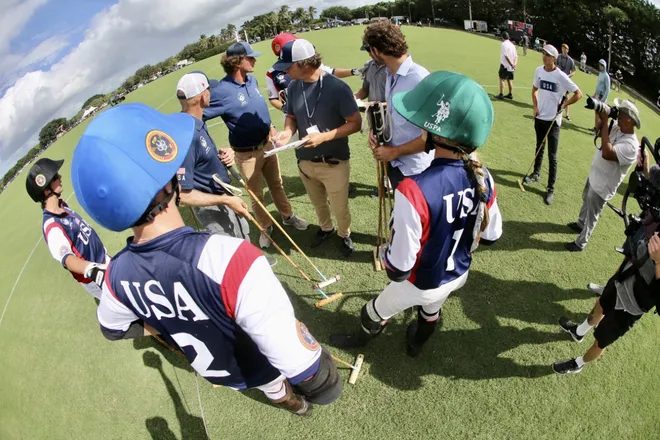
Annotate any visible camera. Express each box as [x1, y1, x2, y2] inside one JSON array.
[[585, 95, 619, 119]]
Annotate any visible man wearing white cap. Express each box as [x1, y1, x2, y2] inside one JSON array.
[[175, 71, 251, 239], [273, 39, 361, 256], [566, 98, 641, 251], [524, 44, 582, 205], [593, 59, 611, 132]]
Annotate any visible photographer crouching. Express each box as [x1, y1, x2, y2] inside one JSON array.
[[565, 98, 641, 252], [553, 160, 660, 374]]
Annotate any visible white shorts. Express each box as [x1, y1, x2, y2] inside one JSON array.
[[373, 271, 470, 320]]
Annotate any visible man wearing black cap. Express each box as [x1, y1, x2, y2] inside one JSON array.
[[204, 42, 308, 249], [354, 42, 387, 104], [26, 158, 108, 299]]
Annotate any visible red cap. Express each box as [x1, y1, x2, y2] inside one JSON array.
[[272, 33, 297, 56]]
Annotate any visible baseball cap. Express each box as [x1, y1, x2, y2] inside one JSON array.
[[272, 39, 315, 71], [542, 44, 558, 58], [226, 41, 261, 58], [272, 33, 297, 56], [613, 98, 641, 128], [392, 71, 494, 149], [26, 158, 64, 202], [176, 72, 209, 99], [598, 59, 607, 67], [71, 103, 195, 231]]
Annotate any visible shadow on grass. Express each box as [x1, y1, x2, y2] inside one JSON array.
[[485, 219, 576, 252], [487, 166, 547, 199], [286, 270, 590, 391], [488, 93, 534, 111], [142, 351, 208, 440]]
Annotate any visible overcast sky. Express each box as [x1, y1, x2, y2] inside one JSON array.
[[0, 0, 658, 177], [0, 0, 378, 177]]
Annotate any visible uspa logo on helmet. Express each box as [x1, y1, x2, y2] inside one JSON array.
[[145, 130, 178, 162], [34, 174, 47, 187]]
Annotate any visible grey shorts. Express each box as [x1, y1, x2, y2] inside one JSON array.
[[192, 205, 250, 240]]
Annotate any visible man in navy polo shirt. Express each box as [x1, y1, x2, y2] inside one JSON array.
[[176, 72, 251, 240], [204, 42, 308, 249]]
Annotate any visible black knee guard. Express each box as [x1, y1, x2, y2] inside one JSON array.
[[361, 300, 387, 335], [413, 307, 441, 345], [293, 349, 342, 405]]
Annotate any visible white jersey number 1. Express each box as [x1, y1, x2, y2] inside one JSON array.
[[446, 229, 464, 272]]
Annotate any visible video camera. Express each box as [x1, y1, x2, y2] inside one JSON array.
[[607, 137, 660, 245]]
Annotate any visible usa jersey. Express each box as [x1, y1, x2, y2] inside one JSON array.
[[385, 158, 494, 290], [97, 227, 321, 389], [43, 201, 107, 285]]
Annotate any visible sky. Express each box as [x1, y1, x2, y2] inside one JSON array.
[[0, 0, 376, 177], [0, 0, 658, 177]]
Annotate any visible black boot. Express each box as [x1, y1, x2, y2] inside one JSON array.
[[405, 308, 442, 357], [329, 301, 386, 348]]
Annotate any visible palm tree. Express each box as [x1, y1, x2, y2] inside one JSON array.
[[603, 6, 628, 72], [308, 6, 317, 21]]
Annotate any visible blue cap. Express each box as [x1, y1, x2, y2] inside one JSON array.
[[71, 103, 195, 231], [226, 41, 261, 58]]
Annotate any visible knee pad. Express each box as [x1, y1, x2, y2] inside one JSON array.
[[293, 349, 342, 405], [361, 300, 387, 335]]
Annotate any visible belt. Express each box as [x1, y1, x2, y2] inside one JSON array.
[[233, 138, 268, 152], [307, 155, 340, 165]]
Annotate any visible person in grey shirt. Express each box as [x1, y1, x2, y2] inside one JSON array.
[[361, 20, 433, 189], [354, 42, 387, 104], [273, 39, 361, 256], [557, 44, 576, 120]]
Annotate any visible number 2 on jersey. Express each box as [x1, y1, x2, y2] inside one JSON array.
[[171, 333, 230, 378]]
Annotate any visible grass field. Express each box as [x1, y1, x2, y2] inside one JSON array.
[[1, 25, 659, 440]]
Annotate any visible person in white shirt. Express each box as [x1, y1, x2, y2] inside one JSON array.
[[497, 31, 518, 100], [523, 44, 583, 205], [566, 99, 641, 251]]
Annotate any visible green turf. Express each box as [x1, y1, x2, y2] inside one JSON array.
[[1, 26, 659, 440]]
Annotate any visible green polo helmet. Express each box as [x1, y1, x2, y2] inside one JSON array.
[[392, 71, 494, 149]]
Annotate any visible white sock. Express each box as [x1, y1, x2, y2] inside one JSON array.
[[576, 319, 592, 336], [575, 356, 585, 368]]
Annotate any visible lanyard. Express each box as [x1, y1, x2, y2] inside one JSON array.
[[301, 74, 323, 121]]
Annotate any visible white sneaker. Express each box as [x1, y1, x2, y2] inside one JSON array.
[[259, 226, 273, 249], [282, 214, 309, 231]]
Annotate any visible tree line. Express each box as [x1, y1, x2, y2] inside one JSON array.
[[3, 0, 658, 191]]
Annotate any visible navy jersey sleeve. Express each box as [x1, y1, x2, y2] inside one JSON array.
[[203, 82, 225, 121], [178, 142, 197, 191]]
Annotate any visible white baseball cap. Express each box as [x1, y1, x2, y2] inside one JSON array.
[[272, 39, 316, 71], [542, 44, 558, 58], [613, 98, 641, 128], [176, 72, 210, 99], [598, 59, 607, 67]]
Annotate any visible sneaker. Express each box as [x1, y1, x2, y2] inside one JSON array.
[[496, 93, 504, 99], [587, 283, 604, 296], [504, 93, 513, 99], [282, 214, 309, 231], [564, 242, 583, 252], [552, 358, 583, 375], [328, 331, 370, 348], [567, 222, 583, 232], [311, 227, 335, 248], [558, 317, 584, 342], [341, 236, 355, 257], [348, 183, 357, 198], [544, 190, 554, 205], [259, 225, 273, 249], [522, 173, 540, 185]]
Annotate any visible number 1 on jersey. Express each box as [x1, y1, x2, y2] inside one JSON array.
[[446, 229, 464, 272]]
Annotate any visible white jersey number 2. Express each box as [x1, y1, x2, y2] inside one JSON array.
[[170, 333, 230, 378], [446, 229, 464, 272]]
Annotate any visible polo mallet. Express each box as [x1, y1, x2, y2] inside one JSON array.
[[243, 186, 342, 307], [332, 354, 365, 385], [214, 174, 342, 307], [518, 103, 565, 192], [367, 102, 392, 270]]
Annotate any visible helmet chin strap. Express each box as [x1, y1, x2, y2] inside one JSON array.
[[136, 175, 180, 226]]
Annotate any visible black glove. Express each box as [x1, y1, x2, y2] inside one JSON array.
[[84, 262, 107, 288]]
